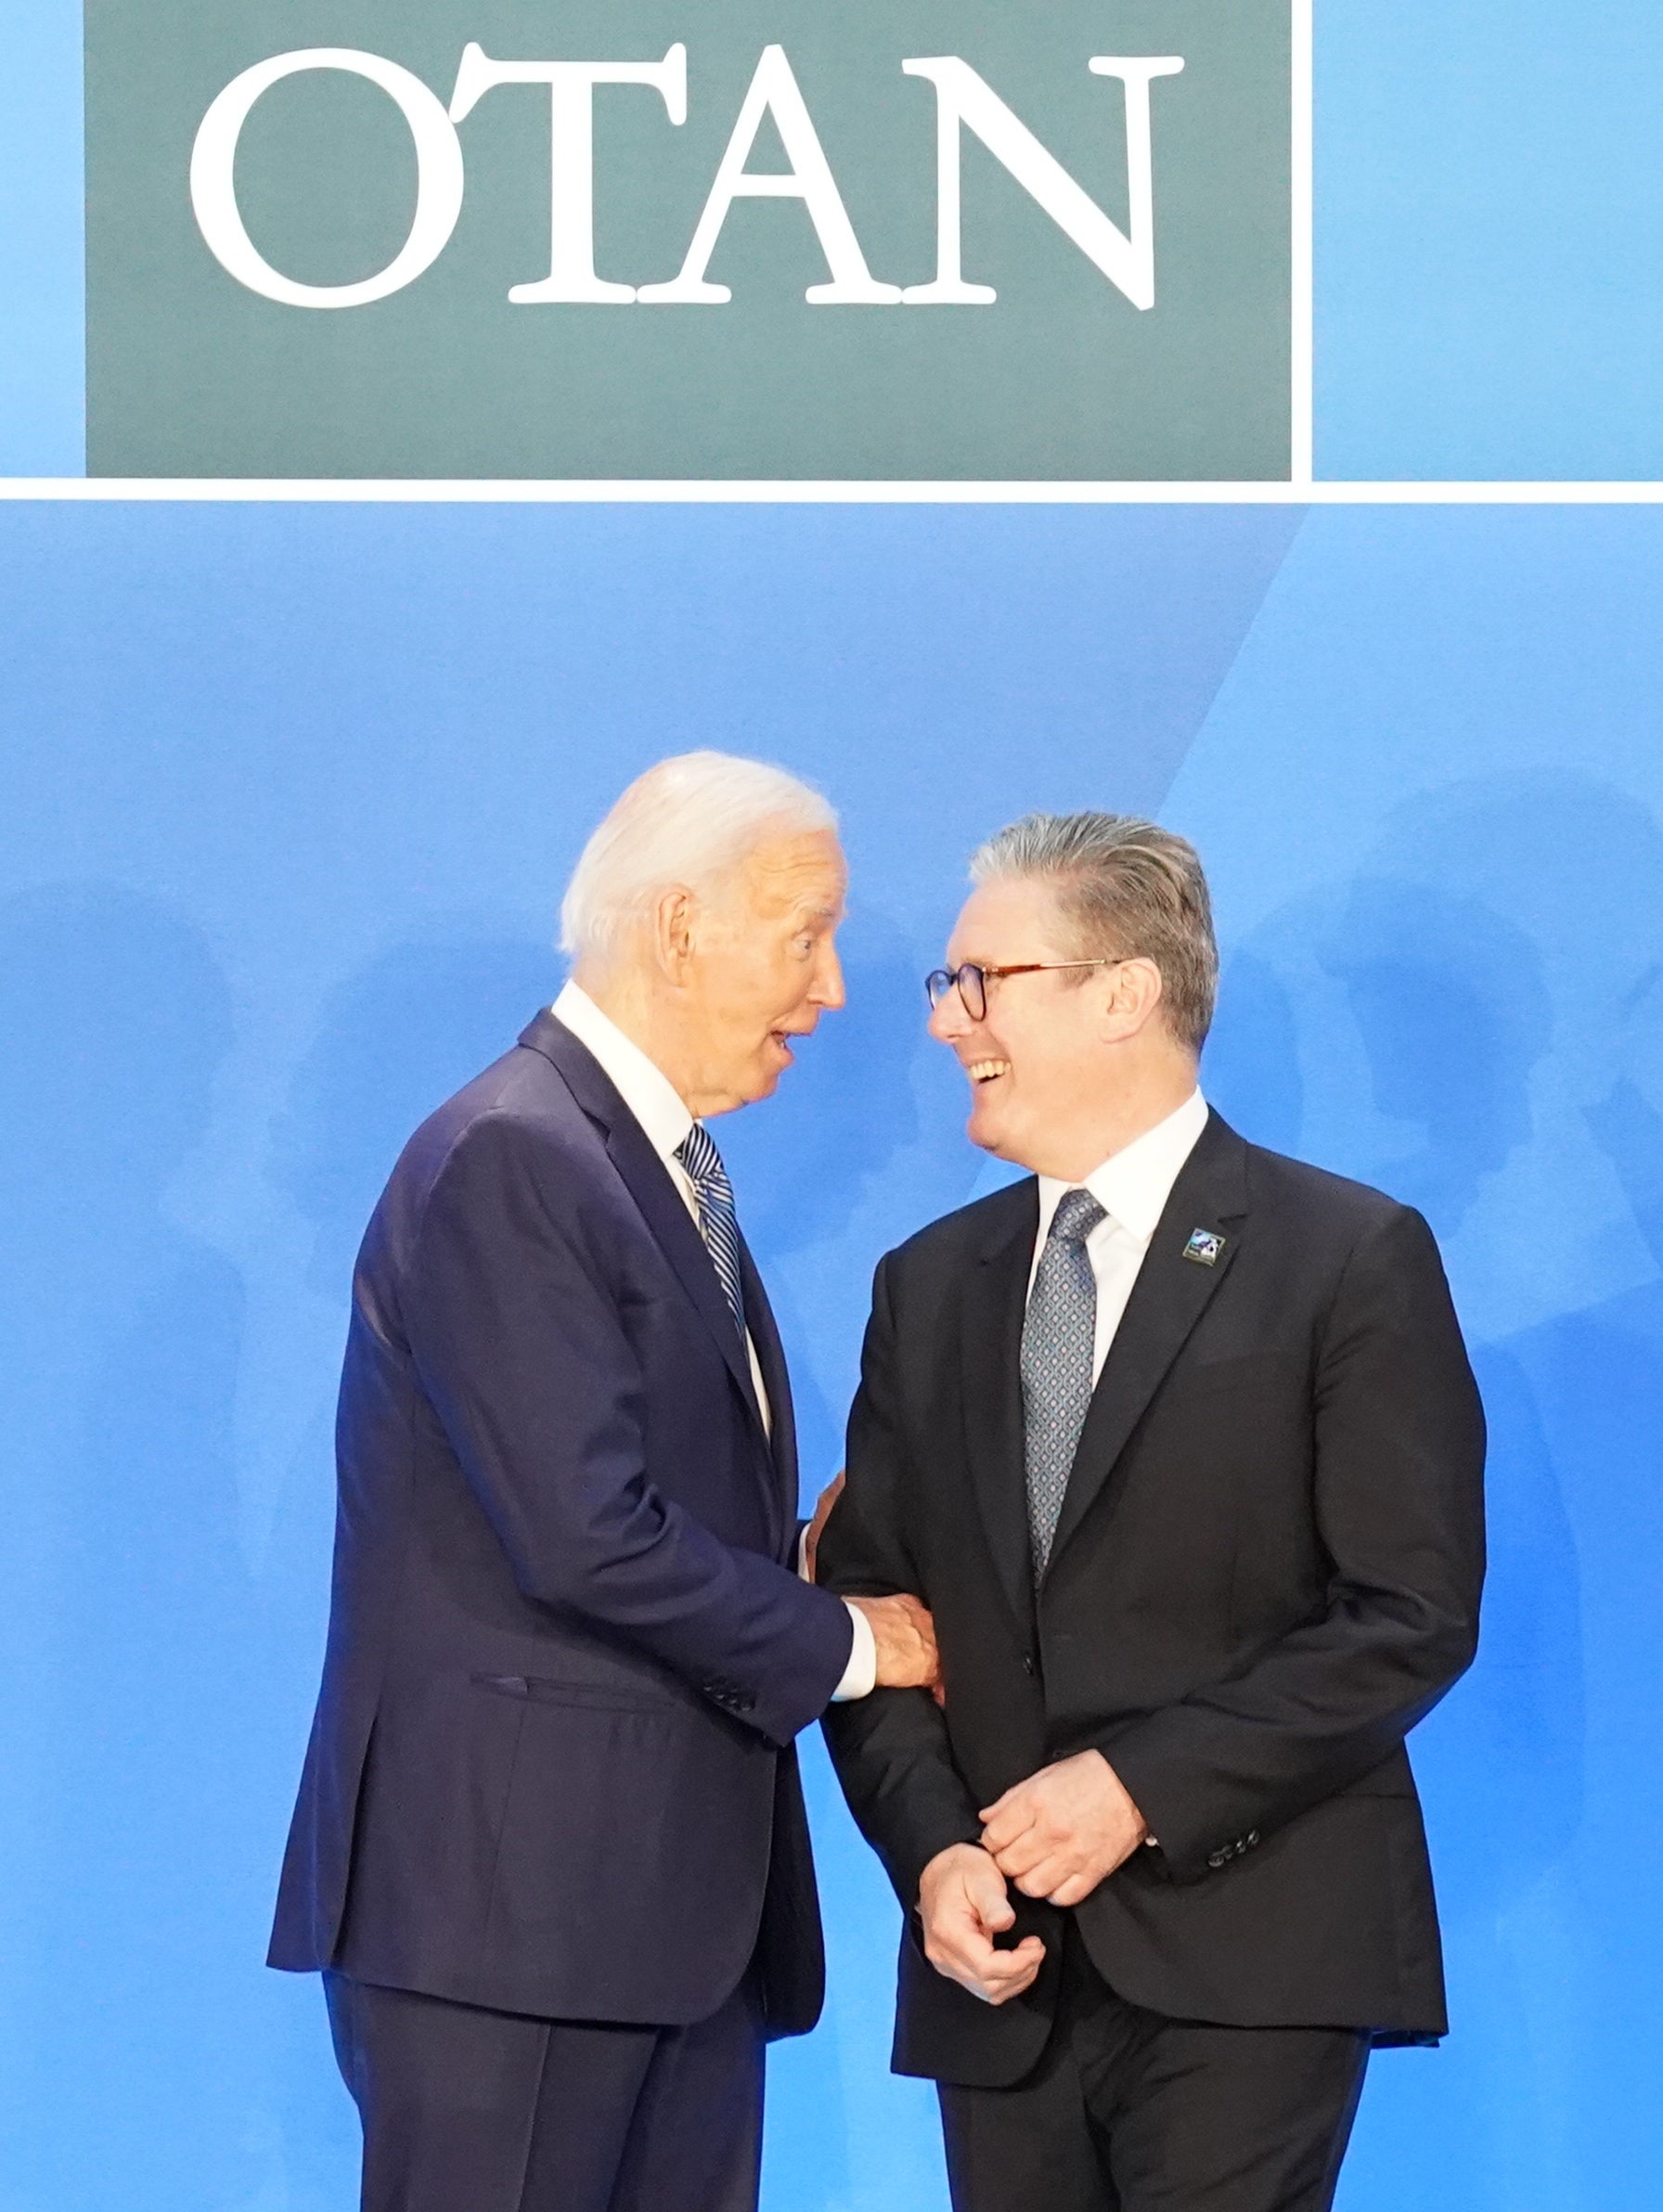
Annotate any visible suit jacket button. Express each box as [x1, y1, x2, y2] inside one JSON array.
[[1246, 1830, 1259, 1847], [1021, 1653, 1036, 1677], [1207, 1851, 1227, 1869]]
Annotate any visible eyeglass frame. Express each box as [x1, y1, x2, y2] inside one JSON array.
[[923, 958, 1126, 1022]]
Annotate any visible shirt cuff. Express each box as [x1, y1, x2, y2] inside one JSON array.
[[832, 1601, 878, 1702]]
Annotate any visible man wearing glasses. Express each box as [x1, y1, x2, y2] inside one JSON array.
[[818, 812, 1485, 2212]]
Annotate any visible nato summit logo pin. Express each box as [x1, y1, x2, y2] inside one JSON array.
[[1182, 1228, 1226, 1267]]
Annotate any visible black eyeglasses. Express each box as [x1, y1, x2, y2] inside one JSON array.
[[923, 959, 1124, 1022]]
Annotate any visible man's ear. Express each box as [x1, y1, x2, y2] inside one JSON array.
[[1102, 957, 1166, 1040], [651, 886, 698, 979]]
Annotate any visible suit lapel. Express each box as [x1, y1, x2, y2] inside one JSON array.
[[1044, 1112, 1251, 1579], [517, 1011, 766, 1435], [739, 1236, 796, 1553], [961, 1183, 1041, 1643]]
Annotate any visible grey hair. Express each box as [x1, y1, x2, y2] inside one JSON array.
[[970, 812, 1218, 1051], [561, 751, 837, 967]]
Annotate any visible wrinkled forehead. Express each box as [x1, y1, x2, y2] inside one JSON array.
[[740, 827, 847, 920], [947, 876, 1069, 966]]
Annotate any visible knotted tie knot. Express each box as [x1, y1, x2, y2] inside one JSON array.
[[675, 1122, 746, 1338], [1049, 1186, 1107, 1250]]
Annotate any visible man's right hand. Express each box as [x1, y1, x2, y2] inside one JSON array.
[[847, 1592, 940, 1691], [917, 1843, 1046, 2005]]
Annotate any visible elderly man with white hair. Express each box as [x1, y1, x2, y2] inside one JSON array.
[[269, 753, 937, 2212]]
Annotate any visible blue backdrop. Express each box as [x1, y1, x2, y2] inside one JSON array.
[[2, 499, 1659, 2210]]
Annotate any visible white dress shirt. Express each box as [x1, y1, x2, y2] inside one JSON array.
[[1029, 1088, 1208, 1851], [551, 983, 876, 1701], [1029, 1089, 1212, 1382]]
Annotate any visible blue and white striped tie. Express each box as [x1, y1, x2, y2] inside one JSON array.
[[675, 1122, 746, 1339]]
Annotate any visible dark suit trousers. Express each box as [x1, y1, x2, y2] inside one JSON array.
[[937, 1933, 1369, 2212], [325, 1972, 764, 2212]]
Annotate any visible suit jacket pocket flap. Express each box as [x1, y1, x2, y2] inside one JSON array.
[[471, 1672, 681, 1717]]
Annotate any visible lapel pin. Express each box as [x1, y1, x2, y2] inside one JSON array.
[[1182, 1228, 1225, 1267]]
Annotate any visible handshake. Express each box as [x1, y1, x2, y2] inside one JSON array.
[[806, 1471, 942, 1697]]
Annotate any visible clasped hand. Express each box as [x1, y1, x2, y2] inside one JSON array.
[[979, 1749, 1147, 1907], [914, 1753, 1147, 2006], [916, 1843, 1046, 2005]]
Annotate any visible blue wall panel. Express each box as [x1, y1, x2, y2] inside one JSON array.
[[4, 499, 1660, 2206], [1315, 5, 1663, 480], [0, 502, 1297, 2210]]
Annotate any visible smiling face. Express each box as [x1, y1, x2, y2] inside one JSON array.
[[930, 873, 1190, 1178], [931, 876, 1102, 1172], [674, 827, 848, 1116]]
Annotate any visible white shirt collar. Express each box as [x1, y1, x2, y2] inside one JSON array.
[[1036, 1089, 1210, 1251], [550, 980, 693, 1166]]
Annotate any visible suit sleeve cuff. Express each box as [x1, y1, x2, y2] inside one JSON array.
[[831, 1601, 878, 1701]]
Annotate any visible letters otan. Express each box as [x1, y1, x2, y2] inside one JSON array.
[[188, 43, 1186, 313]]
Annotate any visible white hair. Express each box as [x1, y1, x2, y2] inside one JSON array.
[[561, 751, 837, 967]]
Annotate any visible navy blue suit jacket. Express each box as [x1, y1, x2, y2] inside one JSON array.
[[269, 1010, 855, 2031]]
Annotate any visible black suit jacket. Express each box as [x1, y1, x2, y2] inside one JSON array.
[[820, 1112, 1486, 2086], [269, 1010, 854, 2032]]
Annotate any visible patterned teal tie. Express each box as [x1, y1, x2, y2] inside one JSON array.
[[1021, 1187, 1107, 1578], [675, 1122, 746, 1340]]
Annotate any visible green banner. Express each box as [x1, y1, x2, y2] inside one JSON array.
[[86, 2, 1291, 480]]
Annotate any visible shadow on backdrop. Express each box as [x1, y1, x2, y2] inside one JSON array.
[[1208, 773, 1663, 2209], [1432, 778, 1663, 2209], [0, 882, 268, 2211], [270, 934, 564, 1301], [1204, 947, 1306, 1160], [1319, 878, 1551, 1241]]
